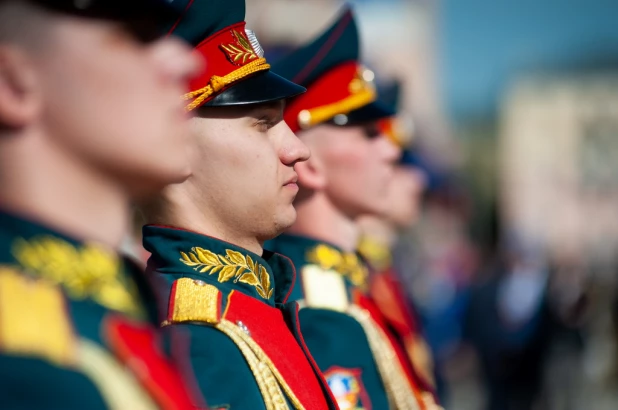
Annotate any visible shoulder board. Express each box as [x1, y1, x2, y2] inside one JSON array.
[[0, 267, 75, 366], [165, 278, 222, 325], [301, 264, 350, 312]]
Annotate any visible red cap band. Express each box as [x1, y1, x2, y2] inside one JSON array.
[[284, 62, 376, 133]]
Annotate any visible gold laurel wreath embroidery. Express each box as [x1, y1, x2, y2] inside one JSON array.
[[180, 248, 273, 299], [11, 236, 142, 317], [306, 244, 369, 290], [220, 30, 258, 65]]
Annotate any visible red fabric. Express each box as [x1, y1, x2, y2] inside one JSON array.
[[284, 61, 362, 133], [370, 269, 421, 337], [104, 315, 200, 410], [356, 292, 427, 408], [370, 271, 437, 395], [187, 22, 258, 107], [224, 292, 330, 410]]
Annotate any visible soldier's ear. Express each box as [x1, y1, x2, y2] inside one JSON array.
[[0, 45, 40, 129], [296, 149, 327, 191]]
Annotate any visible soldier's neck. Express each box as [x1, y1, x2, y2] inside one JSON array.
[[288, 191, 359, 253], [0, 130, 129, 249]]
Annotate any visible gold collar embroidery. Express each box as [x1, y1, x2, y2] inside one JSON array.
[[180, 247, 273, 300], [358, 236, 393, 272], [306, 244, 369, 290], [12, 236, 143, 317]]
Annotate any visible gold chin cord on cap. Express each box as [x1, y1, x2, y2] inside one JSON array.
[[183, 58, 271, 111]]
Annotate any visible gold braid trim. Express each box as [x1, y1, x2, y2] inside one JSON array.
[[77, 339, 157, 410], [184, 58, 271, 111], [216, 319, 306, 410], [298, 87, 376, 129], [347, 305, 422, 410]]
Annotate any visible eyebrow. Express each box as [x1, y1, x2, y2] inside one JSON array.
[[248, 102, 285, 120]]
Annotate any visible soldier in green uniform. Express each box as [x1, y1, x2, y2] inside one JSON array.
[[358, 146, 436, 395], [140, 0, 338, 408], [357, 84, 439, 403], [266, 8, 440, 410], [0, 0, 204, 408]]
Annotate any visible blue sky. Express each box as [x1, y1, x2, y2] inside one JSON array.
[[439, 0, 618, 123]]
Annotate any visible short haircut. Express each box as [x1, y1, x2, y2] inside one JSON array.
[[0, 1, 54, 51]]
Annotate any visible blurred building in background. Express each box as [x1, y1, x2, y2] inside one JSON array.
[[501, 76, 618, 268]]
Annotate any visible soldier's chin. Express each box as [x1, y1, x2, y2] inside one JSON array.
[[127, 168, 192, 202], [271, 206, 298, 237]]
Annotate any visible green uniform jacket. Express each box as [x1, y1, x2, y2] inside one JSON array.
[[0, 210, 201, 409], [142, 225, 338, 410], [266, 233, 391, 410], [267, 234, 435, 410]]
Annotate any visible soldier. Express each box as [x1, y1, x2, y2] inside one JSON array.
[[357, 94, 439, 403], [0, 0, 204, 409], [140, 0, 338, 408], [266, 8, 439, 410]]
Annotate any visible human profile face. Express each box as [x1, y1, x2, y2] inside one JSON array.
[[306, 122, 401, 219], [384, 165, 427, 228], [31, 14, 201, 198], [188, 101, 311, 241]]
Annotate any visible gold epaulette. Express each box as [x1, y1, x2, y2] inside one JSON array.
[[306, 244, 369, 291], [163, 278, 222, 325], [301, 264, 350, 312], [0, 267, 75, 366]]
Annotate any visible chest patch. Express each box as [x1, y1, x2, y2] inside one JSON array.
[[324, 366, 370, 410]]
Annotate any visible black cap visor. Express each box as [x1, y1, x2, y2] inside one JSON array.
[[205, 70, 306, 107], [31, 0, 179, 22]]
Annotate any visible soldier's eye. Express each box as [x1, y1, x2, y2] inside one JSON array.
[[255, 120, 271, 132], [362, 125, 381, 139]]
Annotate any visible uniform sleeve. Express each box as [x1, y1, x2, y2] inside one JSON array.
[[0, 355, 109, 410]]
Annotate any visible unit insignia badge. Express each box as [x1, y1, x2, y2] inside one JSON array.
[[324, 366, 370, 410]]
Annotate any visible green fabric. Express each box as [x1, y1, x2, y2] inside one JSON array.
[[164, 0, 246, 47], [142, 226, 337, 409], [271, 7, 359, 87], [266, 233, 391, 410], [176, 324, 266, 409], [0, 210, 170, 409], [0, 356, 108, 410]]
